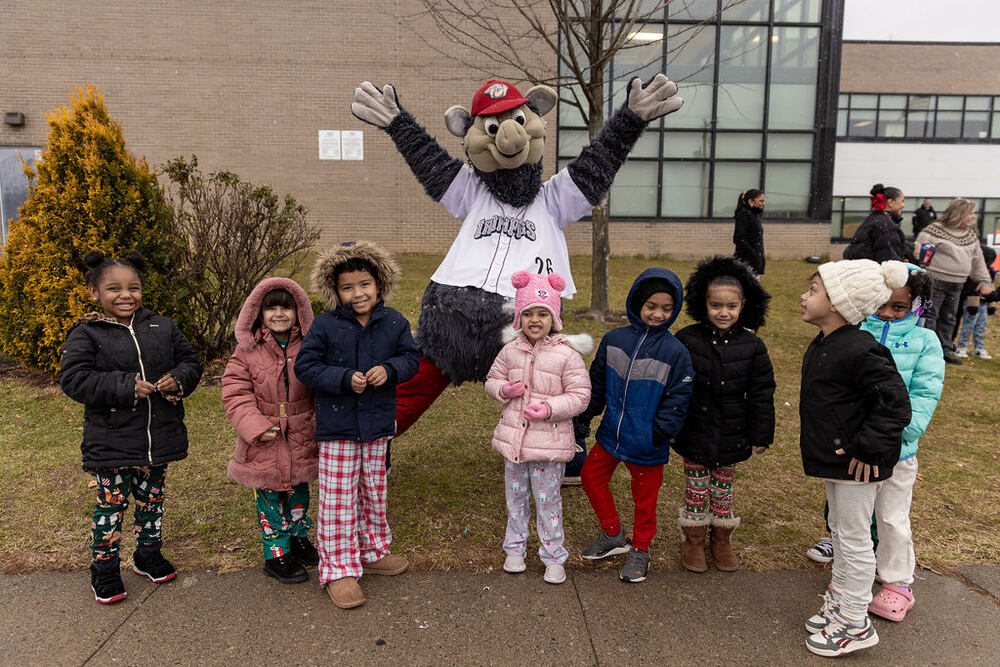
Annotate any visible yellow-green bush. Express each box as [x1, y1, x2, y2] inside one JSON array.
[[0, 85, 180, 373]]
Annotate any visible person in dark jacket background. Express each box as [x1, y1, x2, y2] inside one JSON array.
[[295, 241, 419, 609], [574, 268, 694, 584], [797, 258, 911, 658], [911, 198, 936, 239], [732, 189, 766, 275], [843, 183, 909, 262], [673, 256, 775, 574], [60, 251, 203, 605]]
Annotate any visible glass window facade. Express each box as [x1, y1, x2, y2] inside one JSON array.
[[557, 0, 834, 220], [839, 93, 1000, 142]]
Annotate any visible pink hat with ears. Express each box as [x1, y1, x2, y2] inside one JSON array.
[[511, 271, 565, 331]]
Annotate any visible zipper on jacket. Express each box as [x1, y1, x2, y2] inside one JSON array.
[[615, 329, 648, 450], [879, 320, 890, 346], [516, 347, 538, 463], [123, 319, 154, 464]]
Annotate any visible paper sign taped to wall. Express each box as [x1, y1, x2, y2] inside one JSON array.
[[319, 130, 341, 160], [342, 131, 363, 160]]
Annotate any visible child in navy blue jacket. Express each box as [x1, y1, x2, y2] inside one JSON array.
[[575, 268, 694, 583], [295, 241, 419, 609]]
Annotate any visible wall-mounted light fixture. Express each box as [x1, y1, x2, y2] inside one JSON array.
[[4, 112, 26, 127]]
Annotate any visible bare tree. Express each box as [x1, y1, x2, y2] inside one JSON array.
[[162, 156, 320, 359], [406, 0, 733, 316]]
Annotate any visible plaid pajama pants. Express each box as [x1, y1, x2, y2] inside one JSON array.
[[316, 438, 391, 584]]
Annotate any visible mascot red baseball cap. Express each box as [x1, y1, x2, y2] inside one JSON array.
[[471, 80, 529, 117]]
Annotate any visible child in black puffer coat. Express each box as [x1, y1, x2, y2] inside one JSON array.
[[673, 256, 775, 573]]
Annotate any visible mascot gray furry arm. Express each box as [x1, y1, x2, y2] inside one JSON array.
[[351, 75, 682, 437]]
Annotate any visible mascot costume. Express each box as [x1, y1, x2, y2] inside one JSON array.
[[351, 74, 683, 467]]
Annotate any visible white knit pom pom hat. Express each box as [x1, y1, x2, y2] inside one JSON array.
[[817, 259, 909, 325]]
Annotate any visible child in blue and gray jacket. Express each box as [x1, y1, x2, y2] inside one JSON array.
[[574, 268, 694, 584]]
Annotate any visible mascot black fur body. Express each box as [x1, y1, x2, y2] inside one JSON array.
[[352, 76, 683, 436]]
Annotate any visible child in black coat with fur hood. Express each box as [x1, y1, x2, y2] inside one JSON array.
[[673, 256, 775, 573]]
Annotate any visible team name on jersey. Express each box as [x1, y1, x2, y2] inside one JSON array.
[[473, 214, 537, 241]]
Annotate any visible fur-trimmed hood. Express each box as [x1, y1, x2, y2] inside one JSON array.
[[234, 277, 315, 351], [684, 256, 771, 330], [311, 240, 401, 309]]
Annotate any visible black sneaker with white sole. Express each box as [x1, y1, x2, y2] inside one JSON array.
[[132, 548, 178, 584], [581, 530, 632, 560], [619, 547, 650, 583], [91, 561, 127, 604]]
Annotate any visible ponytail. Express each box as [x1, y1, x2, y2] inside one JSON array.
[[734, 188, 763, 218], [869, 183, 901, 212]]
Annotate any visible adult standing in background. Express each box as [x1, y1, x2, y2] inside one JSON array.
[[915, 197, 994, 365], [733, 189, 766, 275], [843, 183, 908, 262], [912, 198, 937, 238]]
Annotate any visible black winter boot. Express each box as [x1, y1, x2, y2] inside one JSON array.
[[264, 555, 308, 584]]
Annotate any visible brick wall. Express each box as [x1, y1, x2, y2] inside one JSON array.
[[840, 43, 1000, 94], [2, 0, 836, 260]]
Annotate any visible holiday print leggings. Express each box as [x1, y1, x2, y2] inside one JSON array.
[[91, 464, 167, 562], [682, 459, 736, 522], [503, 460, 567, 565], [255, 483, 312, 560]]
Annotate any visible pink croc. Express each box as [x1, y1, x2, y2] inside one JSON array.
[[869, 583, 915, 622]]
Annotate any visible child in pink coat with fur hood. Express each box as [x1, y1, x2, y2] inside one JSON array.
[[485, 271, 592, 585], [222, 277, 319, 586]]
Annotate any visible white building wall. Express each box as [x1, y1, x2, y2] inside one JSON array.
[[843, 0, 1000, 42], [833, 142, 1000, 198]]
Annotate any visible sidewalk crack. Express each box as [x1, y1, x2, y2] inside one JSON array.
[[83, 583, 160, 664], [570, 571, 601, 666]]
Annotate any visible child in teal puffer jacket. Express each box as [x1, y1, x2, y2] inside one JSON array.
[[861, 265, 943, 622], [806, 265, 944, 624]]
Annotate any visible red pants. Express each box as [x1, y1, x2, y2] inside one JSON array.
[[581, 442, 664, 551]]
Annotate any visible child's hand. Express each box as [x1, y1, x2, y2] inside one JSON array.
[[836, 448, 879, 482], [752, 446, 767, 456], [259, 428, 277, 442], [522, 403, 550, 421], [502, 380, 525, 398], [154, 373, 179, 394], [350, 371, 368, 393], [135, 379, 156, 399], [365, 365, 388, 387]]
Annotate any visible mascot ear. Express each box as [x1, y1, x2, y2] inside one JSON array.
[[445, 105, 472, 137], [525, 85, 558, 116]]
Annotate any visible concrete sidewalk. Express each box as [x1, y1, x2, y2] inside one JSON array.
[[4, 565, 998, 665]]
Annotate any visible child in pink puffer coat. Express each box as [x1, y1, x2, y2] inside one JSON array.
[[485, 271, 592, 585], [222, 277, 319, 586]]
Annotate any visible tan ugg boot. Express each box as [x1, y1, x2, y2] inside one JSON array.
[[363, 553, 409, 576], [709, 517, 741, 572], [327, 577, 365, 608], [678, 510, 709, 573]]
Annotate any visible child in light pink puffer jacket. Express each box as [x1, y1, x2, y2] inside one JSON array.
[[484, 271, 592, 585]]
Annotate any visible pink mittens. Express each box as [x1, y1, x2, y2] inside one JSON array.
[[502, 380, 525, 398], [522, 403, 550, 421]]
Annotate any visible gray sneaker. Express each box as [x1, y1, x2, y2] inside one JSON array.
[[619, 547, 650, 583], [581, 530, 631, 560]]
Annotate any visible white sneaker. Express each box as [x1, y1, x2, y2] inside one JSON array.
[[806, 537, 834, 564], [975, 348, 992, 359], [543, 563, 566, 584], [503, 555, 526, 573], [955, 347, 969, 358]]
